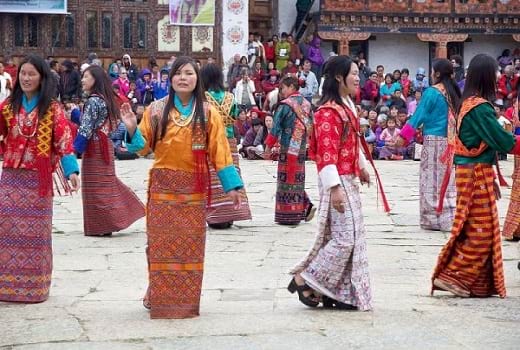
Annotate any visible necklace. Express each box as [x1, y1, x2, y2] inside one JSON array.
[[16, 110, 38, 138], [171, 105, 195, 127]]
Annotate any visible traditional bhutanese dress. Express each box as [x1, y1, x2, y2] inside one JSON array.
[[126, 96, 243, 319], [73, 95, 145, 236], [204, 90, 251, 226], [291, 98, 372, 311], [0, 98, 79, 303], [503, 99, 520, 240], [265, 93, 313, 225], [432, 97, 520, 298], [400, 85, 456, 231]]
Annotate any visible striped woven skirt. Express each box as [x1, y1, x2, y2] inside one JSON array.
[[81, 139, 145, 236], [0, 168, 53, 303], [275, 147, 311, 225], [290, 175, 372, 311], [206, 138, 252, 225], [146, 168, 207, 319], [432, 163, 506, 298], [419, 136, 456, 231], [502, 155, 520, 240]]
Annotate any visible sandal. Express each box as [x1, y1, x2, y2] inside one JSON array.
[[287, 278, 319, 307], [433, 278, 470, 298]]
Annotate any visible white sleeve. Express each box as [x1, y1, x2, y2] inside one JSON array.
[[359, 147, 368, 170], [319, 164, 341, 191]]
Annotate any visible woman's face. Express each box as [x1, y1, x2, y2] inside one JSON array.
[[240, 57, 248, 65], [387, 119, 396, 129], [81, 70, 96, 93], [19, 63, 41, 95], [344, 62, 360, 96], [368, 110, 377, 120], [171, 63, 197, 94], [402, 72, 408, 80], [265, 116, 273, 129], [239, 111, 247, 121], [385, 75, 392, 84], [393, 71, 401, 80], [268, 62, 275, 70]]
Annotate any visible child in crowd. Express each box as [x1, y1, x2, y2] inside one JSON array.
[[360, 118, 376, 156], [397, 108, 409, 128], [127, 81, 141, 111], [379, 117, 405, 160], [153, 69, 170, 100]]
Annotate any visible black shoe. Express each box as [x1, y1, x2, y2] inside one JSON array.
[[208, 222, 233, 229], [321, 295, 357, 310], [287, 278, 319, 307]]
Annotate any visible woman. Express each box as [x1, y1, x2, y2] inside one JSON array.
[[234, 68, 256, 110], [122, 56, 243, 319], [0, 55, 80, 303], [396, 59, 460, 231], [200, 63, 252, 229], [113, 67, 130, 96], [73, 65, 145, 236], [380, 73, 401, 106], [289, 56, 373, 310], [503, 81, 520, 241], [264, 76, 314, 225], [431, 54, 520, 298]]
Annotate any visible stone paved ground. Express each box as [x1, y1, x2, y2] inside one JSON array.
[[1, 158, 519, 349]]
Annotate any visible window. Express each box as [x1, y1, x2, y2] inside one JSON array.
[[28, 15, 38, 47], [137, 14, 147, 48], [122, 13, 133, 48], [102, 13, 112, 48], [87, 11, 98, 48], [14, 15, 24, 47], [51, 17, 62, 47], [66, 15, 75, 48]]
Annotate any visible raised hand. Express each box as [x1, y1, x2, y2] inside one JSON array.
[[120, 103, 137, 135]]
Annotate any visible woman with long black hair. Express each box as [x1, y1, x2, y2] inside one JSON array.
[[396, 59, 461, 231], [74, 65, 145, 237], [431, 54, 520, 298]]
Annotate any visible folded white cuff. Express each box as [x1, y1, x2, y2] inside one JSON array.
[[359, 148, 367, 170], [319, 164, 342, 191]]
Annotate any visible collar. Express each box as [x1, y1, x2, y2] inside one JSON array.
[[341, 96, 357, 117], [174, 94, 194, 116], [22, 93, 40, 113]]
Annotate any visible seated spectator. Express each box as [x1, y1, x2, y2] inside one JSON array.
[[114, 68, 130, 96], [375, 113, 388, 148], [361, 71, 380, 107], [412, 67, 429, 93], [396, 108, 409, 128], [111, 121, 139, 160], [127, 81, 141, 110], [497, 65, 518, 107], [380, 73, 401, 106], [113, 84, 129, 105], [234, 69, 256, 110], [249, 106, 266, 122], [389, 89, 406, 110], [262, 70, 280, 96], [282, 60, 299, 77], [407, 90, 422, 116], [263, 114, 279, 160], [264, 39, 276, 64], [153, 69, 170, 100], [400, 68, 412, 99], [379, 117, 406, 160], [240, 118, 265, 160], [368, 109, 378, 132], [234, 109, 251, 139], [360, 118, 376, 156], [137, 69, 155, 106]]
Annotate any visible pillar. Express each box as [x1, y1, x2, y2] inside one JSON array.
[[417, 33, 468, 59]]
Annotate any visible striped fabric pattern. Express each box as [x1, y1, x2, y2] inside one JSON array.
[[432, 163, 506, 298], [81, 138, 145, 236], [0, 168, 53, 303], [206, 138, 252, 224], [502, 155, 520, 240]]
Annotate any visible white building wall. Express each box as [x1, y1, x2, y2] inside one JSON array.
[[368, 34, 430, 77], [464, 35, 519, 67], [277, 0, 320, 35]]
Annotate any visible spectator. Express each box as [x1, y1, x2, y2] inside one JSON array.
[[380, 73, 401, 106], [368, 109, 378, 132], [360, 117, 376, 156], [396, 108, 408, 128], [107, 58, 120, 81], [400, 68, 412, 98], [412, 67, 429, 93], [497, 65, 518, 107], [361, 71, 380, 107], [263, 114, 279, 160], [111, 121, 139, 160], [153, 69, 170, 100], [307, 36, 324, 80], [264, 39, 276, 65], [137, 69, 155, 106], [255, 33, 266, 65], [378, 117, 404, 160], [60, 59, 81, 101], [86, 52, 97, 64], [247, 33, 260, 68], [0, 62, 12, 103], [227, 53, 242, 91], [241, 118, 266, 160], [498, 49, 513, 70], [49, 60, 61, 98], [251, 61, 266, 106], [358, 58, 371, 88], [282, 60, 298, 76], [288, 34, 302, 65], [408, 89, 422, 116], [122, 54, 139, 82], [234, 68, 256, 110], [239, 56, 251, 76], [376, 65, 385, 85], [3, 56, 17, 85], [234, 109, 251, 139], [114, 67, 130, 96], [276, 32, 291, 71], [451, 55, 465, 83], [393, 69, 401, 82], [127, 80, 141, 110], [298, 59, 319, 104], [389, 89, 406, 110], [262, 70, 280, 96]]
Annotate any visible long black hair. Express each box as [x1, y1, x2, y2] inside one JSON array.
[[200, 63, 225, 92], [462, 54, 498, 103], [432, 58, 461, 112], [318, 55, 355, 107], [82, 65, 120, 129], [9, 54, 56, 119], [160, 56, 206, 140]]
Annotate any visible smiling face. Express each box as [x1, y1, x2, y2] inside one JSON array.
[[171, 63, 197, 94], [18, 63, 41, 95], [81, 70, 95, 93], [264, 115, 273, 129], [339, 62, 360, 96]]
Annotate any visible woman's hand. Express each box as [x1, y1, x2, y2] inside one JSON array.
[[121, 103, 137, 136], [227, 190, 242, 209], [69, 173, 80, 192], [330, 185, 347, 213], [359, 168, 371, 187]]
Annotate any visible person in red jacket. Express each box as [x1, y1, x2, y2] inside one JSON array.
[[497, 65, 519, 107], [360, 71, 379, 107], [262, 70, 280, 95], [264, 38, 276, 66], [400, 68, 412, 99]]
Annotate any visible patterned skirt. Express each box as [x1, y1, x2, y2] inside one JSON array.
[[291, 175, 372, 311], [432, 164, 505, 298], [419, 136, 456, 231], [206, 138, 252, 225], [146, 168, 207, 319], [502, 155, 520, 239], [0, 168, 53, 303], [275, 147, 311, 224], [81, 139, 145, 236]]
